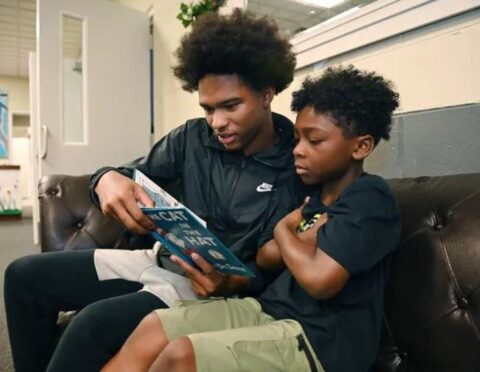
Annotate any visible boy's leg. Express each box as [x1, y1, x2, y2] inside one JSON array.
[[154, 298, 324, 372], [102, 298, 265, 371], [3, 250, 163, 372], [165, 320, 324, 372]]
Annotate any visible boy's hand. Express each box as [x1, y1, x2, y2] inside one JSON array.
[[298, 214, 328, 246], [279, 207, 304, 231], [170, 254, 248, 297], [276, 196, 310, 232], [95, 170, 156, 234]]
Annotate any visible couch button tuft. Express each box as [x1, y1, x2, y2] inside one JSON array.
[[401, 351, 408, 360], [47, 187, 58, 197], [77, 222, 83, 229], [434, 222, 444, 230], [458, 297, 469, 309]]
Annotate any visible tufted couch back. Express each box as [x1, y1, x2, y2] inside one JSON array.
[[38, 174, 154, 252], [375, 173, 480, 371], [38, 173, 480, 371]]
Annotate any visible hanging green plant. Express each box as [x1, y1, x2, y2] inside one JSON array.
[[177, 0, 227, 28]]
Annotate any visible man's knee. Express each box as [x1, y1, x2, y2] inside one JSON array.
[[4, 255, 40, 291], [63, 301, 110, 341], [60, 297, 145, 349]]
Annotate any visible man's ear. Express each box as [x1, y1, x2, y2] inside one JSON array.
[[352, 135, 374, 161], [262, 87, 275, 108]]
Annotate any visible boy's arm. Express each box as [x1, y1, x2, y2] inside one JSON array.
[[256, 214, 326, 271], [274, 207, 350, 300]]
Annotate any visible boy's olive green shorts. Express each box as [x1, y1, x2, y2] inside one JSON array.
[[155, 297, 324, 372]]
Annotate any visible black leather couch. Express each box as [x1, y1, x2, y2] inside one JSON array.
[[38, 173, 480, 371]]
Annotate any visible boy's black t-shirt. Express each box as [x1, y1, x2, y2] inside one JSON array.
[[258, 174, 401, 372]]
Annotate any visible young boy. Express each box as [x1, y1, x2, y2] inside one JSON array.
[[4, 10, 297, 372], [101, 66, 402, 372]]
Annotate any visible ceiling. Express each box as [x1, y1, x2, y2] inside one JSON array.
[[0, 0, 35, 78], [0, 0, 375, 79], [247, 0, 376, 37]]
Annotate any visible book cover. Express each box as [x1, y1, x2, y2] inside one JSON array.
[[134, 170, 255, 277]]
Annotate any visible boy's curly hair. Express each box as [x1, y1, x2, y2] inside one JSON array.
[[173, 9, 296, 94], [291, 65, 400, 145]]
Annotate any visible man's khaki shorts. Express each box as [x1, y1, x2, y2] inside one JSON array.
[[155, 297, 324, 372]]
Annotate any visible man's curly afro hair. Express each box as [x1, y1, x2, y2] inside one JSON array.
[[173, 9, 296, 94], [291, 65, 400, 145]]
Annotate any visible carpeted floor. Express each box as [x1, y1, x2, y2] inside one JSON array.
[[0, 218, 40, 372]]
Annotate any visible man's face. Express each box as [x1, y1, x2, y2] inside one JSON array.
[[293, 106, 357, 185], [198, 74, 271, 155]]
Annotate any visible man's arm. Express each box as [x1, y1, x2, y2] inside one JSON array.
[[94, 170, 155, 234], [170, 253, 249, 297], [89, 123, 190, 234], [273, 207, 350, 300]]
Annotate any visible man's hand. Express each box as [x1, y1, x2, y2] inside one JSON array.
[[170, 253, 249, 297], [95, 170, 156, 234]]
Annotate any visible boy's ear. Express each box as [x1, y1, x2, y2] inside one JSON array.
[[352, 135, 374, 161], [262, 87, 275, 108]]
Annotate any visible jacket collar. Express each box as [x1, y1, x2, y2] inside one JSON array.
[[203, 112, 295, 168]]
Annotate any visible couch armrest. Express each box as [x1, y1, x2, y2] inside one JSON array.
[[38, 174, 153, 253]]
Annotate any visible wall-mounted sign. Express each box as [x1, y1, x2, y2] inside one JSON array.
[[0, 89, 9, 159], [0, 165, 21, 218]]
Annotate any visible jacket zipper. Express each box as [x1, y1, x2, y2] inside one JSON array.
[[225, 158, 246, 217], [297, 334, 318, 372]]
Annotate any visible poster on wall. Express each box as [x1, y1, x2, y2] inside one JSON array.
[[0, 165, 22, 218], [0, 89, 9, 159]]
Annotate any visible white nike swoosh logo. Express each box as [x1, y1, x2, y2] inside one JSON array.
[[256, 183, 273, 192]]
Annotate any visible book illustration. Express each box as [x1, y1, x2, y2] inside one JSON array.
[[134, 169, 179, 208], [134, 169, 205, 226], [143, 207, 255, 277], [134, 170, 254, 277]]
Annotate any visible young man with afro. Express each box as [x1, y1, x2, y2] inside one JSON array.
[[101, 66, 402, 372], [4, 10, 297, 372]]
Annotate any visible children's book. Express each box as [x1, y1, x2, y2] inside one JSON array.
[[134, 170, 255, 277]]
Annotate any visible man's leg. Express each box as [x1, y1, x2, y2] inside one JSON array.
[[102, 311, 170, 372], [47, 291, 166, 372], [4, 250, 162, 372]]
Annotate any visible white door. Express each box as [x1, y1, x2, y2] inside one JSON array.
[[29, 52, 40, 244], [35, 0, 151, 177]]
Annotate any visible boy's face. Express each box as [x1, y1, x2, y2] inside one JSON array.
[[198, 74, 273, 156], [293, 106, 358, 185]]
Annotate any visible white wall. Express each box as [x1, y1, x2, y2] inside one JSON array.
[[0, 75, 30, 114], [272, 9, 480, 120], [150, 5, 480, 126], [151, 1, 202, 138]]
